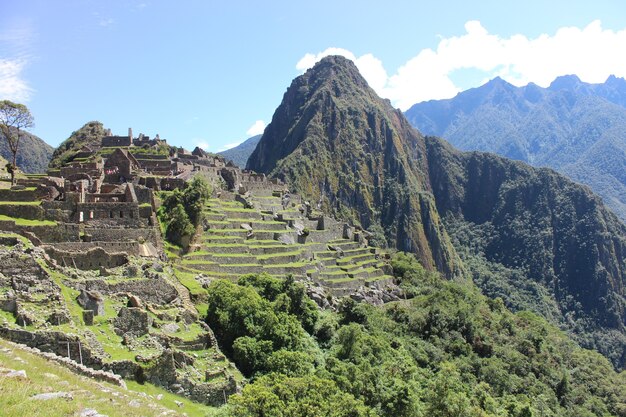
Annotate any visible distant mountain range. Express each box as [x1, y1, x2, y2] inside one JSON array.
[[405, 75, 626, 221], [218, 134, 262, 168], [0, 129, 53, 174], [246, 56, 626, 368]]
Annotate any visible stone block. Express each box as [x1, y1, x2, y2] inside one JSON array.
[[82, 310, 94, 325], [76, 290, 105, 316]]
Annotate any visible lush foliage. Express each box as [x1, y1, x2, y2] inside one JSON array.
[[405, 75, 626, 221], [208, 256, 626, 416], [158, 176, 211, 246], [205, 273, 318, 377]]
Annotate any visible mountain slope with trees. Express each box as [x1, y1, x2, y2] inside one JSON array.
[[0, 129, 53, 174], [219, 134, 262, 168], [48, 121, 108, 169], [246, 56, 626, 368], [405, 75, 626, 221]]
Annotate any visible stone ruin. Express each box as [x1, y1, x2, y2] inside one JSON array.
[[0, 128, 289, 271]]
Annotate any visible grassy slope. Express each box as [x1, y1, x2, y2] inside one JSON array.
[[0, 339, 218, 417]]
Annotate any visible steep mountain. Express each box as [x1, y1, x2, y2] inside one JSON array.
[[247, 56, 626, 367], [0, 129, 53, 173], [405, 75, 626, 221], [247, 55, 461, 277], [49, 121, 107, 168], [218, 134, 262, 168]]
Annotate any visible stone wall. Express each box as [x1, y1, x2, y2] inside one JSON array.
[[0, 222, 80, 243], [77, 202, 142, 227], [49, 241, 143, 256], [0, 204, 44, 220], [85, 226, 159, 245], [102, 136, 131, 147], [45, 246, 128, 269], [0, 188, 38, 202]]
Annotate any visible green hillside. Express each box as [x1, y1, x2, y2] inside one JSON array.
[[247, 56, 626, 368], [405, 75, 626, 221], [0, 129, 53, 174]]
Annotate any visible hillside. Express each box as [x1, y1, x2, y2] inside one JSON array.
[[404, 75, 626, 221], [218, 134, 262, 168], [0, 129, 53, 173], [247, 55, 626, 368]]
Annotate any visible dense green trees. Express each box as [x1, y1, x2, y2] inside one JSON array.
[[208, 254, 626, 417], [158, 176, 211, 246]]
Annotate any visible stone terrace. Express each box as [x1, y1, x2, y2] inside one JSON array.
[[176, 193, 394, 297]]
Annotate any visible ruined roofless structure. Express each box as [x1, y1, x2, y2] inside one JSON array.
[[0, 128, 287, 270]]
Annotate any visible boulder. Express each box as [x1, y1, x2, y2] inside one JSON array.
[[114, 307, 152, 337], [76, 290, 105, 316]]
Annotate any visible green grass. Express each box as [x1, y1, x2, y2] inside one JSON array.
[[0, 214, 56, 226], [174, 268, 205, 296]]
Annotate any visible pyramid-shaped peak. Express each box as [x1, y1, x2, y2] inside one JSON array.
[[301, 55, 373, 93]]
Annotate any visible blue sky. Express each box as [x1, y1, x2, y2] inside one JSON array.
[[1, 0, 625, 152]]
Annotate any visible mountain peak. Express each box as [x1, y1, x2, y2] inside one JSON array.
[[548, 74, 583, 91], [247, 53, 461, 276]]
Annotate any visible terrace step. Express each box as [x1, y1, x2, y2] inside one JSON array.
[[186, 253, 258, 264], [257, 251, 305, 265], [195, 244, 250, 254], [201, 236, 245, 245]]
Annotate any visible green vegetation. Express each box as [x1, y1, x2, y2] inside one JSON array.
[[158, 176, 211, 247], [210, 255, 626, 417], [405, 75, 626, 222]]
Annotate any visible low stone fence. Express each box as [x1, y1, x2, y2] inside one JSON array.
[[2, 339, 126, 388]]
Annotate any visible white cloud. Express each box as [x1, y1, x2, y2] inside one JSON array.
[[99, 18, 115, 27], [246, 120, 266, 136], [297, 20, 626, 110], [0, 58, 33, 102], [195, 140, 209, 151]]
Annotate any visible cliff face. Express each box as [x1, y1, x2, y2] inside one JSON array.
[[247, 56, 460, 276], [247, 55, 626, 367]]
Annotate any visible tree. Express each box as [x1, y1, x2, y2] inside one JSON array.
[[0, 100, 34, 185]]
